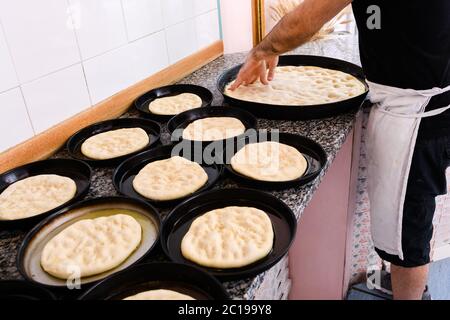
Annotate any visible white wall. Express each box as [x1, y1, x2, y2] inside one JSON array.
[[219, 0, 253, 54], [0, 0, 221, 152]]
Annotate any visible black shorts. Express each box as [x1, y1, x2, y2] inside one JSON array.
[[375, 127, 450, 268]]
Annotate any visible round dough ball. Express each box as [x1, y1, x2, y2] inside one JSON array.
[[123, 289, 195, 300], [81, 127, 149, 160], [149, 93, 202, 115], [133, 156, 208, 201], [181, 206, 274, 269], [182, 117, 246, 141], [224, 66, 366, 105], [231, 141, 307, 182], [0, 174, 77, 221], [41, 214, 142, 279]]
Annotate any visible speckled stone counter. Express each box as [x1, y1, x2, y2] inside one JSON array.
[[0, 34, 361, 300]]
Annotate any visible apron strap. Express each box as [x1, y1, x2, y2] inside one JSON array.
[[368, 81, 450, 99], [368, 81, 450, 118], [377, 104, 450, 118]]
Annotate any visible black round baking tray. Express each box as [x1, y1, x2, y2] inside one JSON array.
[[219, 132, 327, 190], [0, 280, 57, 300], [17, 196, 161, 289], [113, 145, 223, 208], [0, 159, 92, 229], [167, 106, 258, 160], [66, 118, 161, 167], [217, 54, 369, 120], [135, 84, 214, 122], [79, 262, 229, 300], [161, 188, 297, 281]]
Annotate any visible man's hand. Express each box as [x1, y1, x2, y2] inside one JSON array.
[[229, 0, 352, 91], [229, 53, 279, 91]]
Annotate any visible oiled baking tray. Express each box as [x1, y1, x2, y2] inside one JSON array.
[[217, 54, 369, 120], [0, 280, 57, 300], [0, 159, 92, 229], [135, 84, 214, 122], [161, 188, 297, 281], [79, 262, 229, 300], [17, 197, 161, 289], [113, 145, 223, 208], [220, 131, 327, 190], [66, 118, 161, 167]]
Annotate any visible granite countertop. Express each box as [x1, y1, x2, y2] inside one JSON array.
[[0, 34, 361, 299]]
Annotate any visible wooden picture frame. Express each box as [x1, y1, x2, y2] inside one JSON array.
[[252, 0, 266, 46]]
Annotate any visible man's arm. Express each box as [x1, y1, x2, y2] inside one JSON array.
[[230, 0, 352, 90]]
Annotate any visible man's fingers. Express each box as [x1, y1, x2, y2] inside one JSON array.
[[267, 57, 278, 81], [229, 55, 277, 90], [267, 64, 276, 81], [259, 64, 269, 85], [248, 75, 258, 85], [260, 73, 269, 85], [230, 76, 243, 91]]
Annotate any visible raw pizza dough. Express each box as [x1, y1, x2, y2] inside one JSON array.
[[181, 206, 274, 268], [81, 127, 149, 160], [133, 156, 208, 201], [41, 214, 142, 279], [225, 66, 366, 105], [0, 175, 77, 221], [123, 289, 195, 300], [149, 93, 202, 115], [231, 141, 308, 182], [182, 117, 246, 141]]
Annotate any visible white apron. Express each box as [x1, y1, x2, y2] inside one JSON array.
[[367, 81, 450, 260]]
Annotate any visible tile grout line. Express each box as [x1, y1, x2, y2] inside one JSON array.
[[119, 0, 131, 43], [0, 18, 21, 87], [0, 17, 36, 135], [164, 7, 219, 30], [65, 0, 93, 106], [18, 86, 37, 135], [161, 2, 173, 65], [128, 28, 166, 45], [7, 6, 220, 86]]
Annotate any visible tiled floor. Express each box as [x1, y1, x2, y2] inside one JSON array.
[[428, 258, 450, 300], [347, 258, 450, 300]]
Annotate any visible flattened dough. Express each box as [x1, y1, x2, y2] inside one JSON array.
[[0, 174, 76, 221], [41, 214, 142, 279], [133, 156, 208, 201], [182, 117, 246, 141], [181, 206, 274, 268], [149, 93, 202, 115], [123, 289, 195, 300], [81, 127, 149, 160], [231, 141, 307, 182], [225, 66, 366, 105]]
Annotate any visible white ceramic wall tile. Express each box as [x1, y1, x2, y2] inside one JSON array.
[[0, 0, 222, 151], [69, 0, 127, 59], [195, 9, 220, 49], [83, 46, 135, 104], [0, 88, 34, 152], [161, 0, 195, 27], [122, 0, 164, 41], [84, 30, 169, 104], [21, 64, 91, 133], [0, 27, 18, 93], [128, 31, 169, 82], [0, 0, 80, 83], [194, 0, 217, 16], [165, 19, 198, 64]]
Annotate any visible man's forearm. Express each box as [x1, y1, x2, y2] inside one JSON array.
[[253, 0, 352, 59]]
